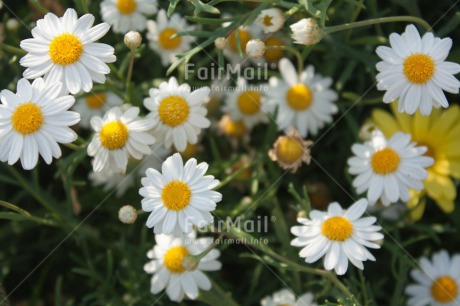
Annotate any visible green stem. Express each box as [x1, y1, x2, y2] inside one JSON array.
[[325, 16, 432, 34], [77, 0, 89, 14], [265, 45, 303, 75], [0, 200, 59, 226], [7, 166, 62, 219], [64, 142, 84, 151], [125, 49, 135, 100], [215, 161, 255, 190], [0, 43, 27, 56]]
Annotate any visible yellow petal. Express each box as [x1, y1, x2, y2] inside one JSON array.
[[407, 190, 426, 221], [425, 172, 456, 200], [371, 109, 400, 138], [434, 196, 455, 213], [429, 106, 460, 145], [393, 109, 412, 133], [412, 111, 431, 142]]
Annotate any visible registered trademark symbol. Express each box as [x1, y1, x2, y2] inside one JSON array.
[[270, 216, 276, 222], [270, 63, 277, 69]]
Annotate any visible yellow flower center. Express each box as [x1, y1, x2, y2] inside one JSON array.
[[263, 15, 273, 27], [222, 117, 247, 138], [161, 181, 191, 210], [86, 93, 106, 109], [11, 102, 43, 135], [158, 96, 190, 127], [403, 53, 435, 84], [163, 246, 189, 273], [264, 37, 284, 63], [99, 121, 129, 150], [116, 0, 137, 14], [237, 91, 261, 115], [371, 147, 400, 174], [228, 29, 251, 53], [48, 33, 83, 66], [286, 84, 313, 110], [158, 28, 181, 50], [431, 276, 458, 303], [276, 137, 303, 164], [321, 216, 353, 241]]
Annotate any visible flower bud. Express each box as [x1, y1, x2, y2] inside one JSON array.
[[290, 18, 323, 45], [214, 37, 227, 50], [118, 205, 137, 224], [246, 39, 265, 59], [6, 19, 19, 31], [124, 31, 142, 49], [255, 8, 285, 33]]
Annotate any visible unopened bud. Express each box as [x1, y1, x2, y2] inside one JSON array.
[[124, 31, 142, 49], [118, 205, 137, 224], [214, 37, 227, 50], [6, 19, 19, 31], [246, 39, 265, 59], [290, 18, 323, 45]]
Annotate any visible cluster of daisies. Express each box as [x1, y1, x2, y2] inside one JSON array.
[[1, 0, 460, 304]]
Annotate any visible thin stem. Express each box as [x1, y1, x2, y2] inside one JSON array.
[[0, 200, 59, 226], [215, 161, 255, 190], [265, 45, 303, 75], [325, 16, 432, 34], [0, 43, 27, 56], [77, 0, 89, 14], [7, 166, 62, 219], [125, 49, 135, 91]]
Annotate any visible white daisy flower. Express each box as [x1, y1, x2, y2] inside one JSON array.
[[223, 24, 263, 66], [0, 78, 79, 170], [19, 9, 116, 95], [222, 78, 267, 128], [139, 153, 221, 236], [266, 58, 338, 138], [144, 232, 222, 302], [255, 8, 285, 34], [406, 250, 460, 305], [291, 199, 383, 275], [146, 9, 194, 66], [261, 289, 317, 306], [89, 143, 170, 197], [143, 77, 211, 151], [348, 130, 434, 206], [101, 0, 157, 34], [87, 105, 155, 173], [376, 24, 460, 115], [73, 92, 123, 128]]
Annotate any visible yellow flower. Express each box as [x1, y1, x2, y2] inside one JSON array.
[[372, 103, 460, 220]]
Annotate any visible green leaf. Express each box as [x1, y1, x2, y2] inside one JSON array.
[[167, 0, 181, 16], [191, 0, 220, 16]]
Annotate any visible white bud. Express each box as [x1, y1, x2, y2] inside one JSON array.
[[246, 39, 265, 59], [214, 37, 227, 50], [290, 18, 323, 46], [118, 205, 137, 224], [6, 19, 19, 31], [124, 31, 142, 49]]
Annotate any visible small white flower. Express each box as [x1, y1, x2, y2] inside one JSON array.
[[144, 77, 210, 151], [255, 8, 285, 33], [73, 92, 123, 128], [144, 232, 222, 302], [139, 153, 221, 236], [291, 199, 383, 275], [406, 250, 460, 305], [0, 78, 79, 170], [20, 9, 116, 94], [87, 105, 155, 173], [261, 289, 317, 306], [124, 31, 142, 49], [146, 9, 194, 66], [222, 78, 267, 128], [246, 39, 265, 59], [89, 143, 170, 197], [101, 0, 157, 34], [348, 131, 434, 205], [376, 24, 460, 115], [290, 18, 323, 46], [266, 58, 338, 137]]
